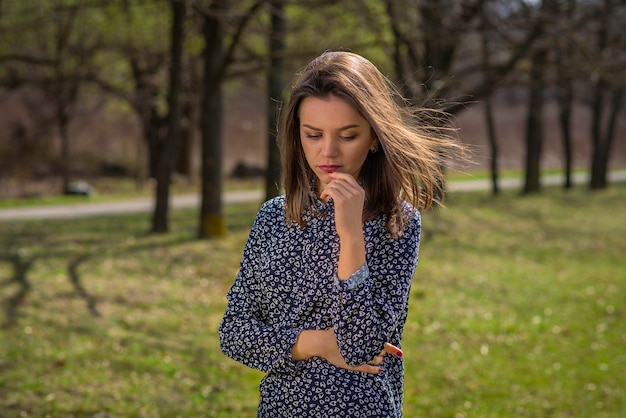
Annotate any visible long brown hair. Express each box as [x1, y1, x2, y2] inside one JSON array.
[[280, 51, 465, 238]]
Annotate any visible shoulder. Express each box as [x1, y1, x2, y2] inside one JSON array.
[[253, 195, 287, 227], [245, 196, 287, 247], [397, 200, 421, 241], [365, 201, 420, 241], [260, 195, 286, 213], [401, 201, 421, 228]]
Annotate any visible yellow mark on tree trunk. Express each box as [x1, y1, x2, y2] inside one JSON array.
[[202, 212, 227, 238]]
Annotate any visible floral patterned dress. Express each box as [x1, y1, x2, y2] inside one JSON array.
[[219, 196, 421, 417]]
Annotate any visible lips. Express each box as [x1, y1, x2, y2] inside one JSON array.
[[319, 165, 341, 173]]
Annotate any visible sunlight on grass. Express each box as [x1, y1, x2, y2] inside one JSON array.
[[1, 187, 625, 417]]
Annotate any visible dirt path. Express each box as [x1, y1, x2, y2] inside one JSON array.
[[1, 171, 624, 221]]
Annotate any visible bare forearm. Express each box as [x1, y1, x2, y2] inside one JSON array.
[[337, 232, 366, 280], [292, 328, 388, 374], [292, 329, 326, 361], [292, 327, 400, 375]]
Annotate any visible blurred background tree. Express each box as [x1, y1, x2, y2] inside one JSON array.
[[0, 0, 624, 236]]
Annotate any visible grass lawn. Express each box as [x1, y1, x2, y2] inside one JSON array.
[[0, 184, 624, 417]]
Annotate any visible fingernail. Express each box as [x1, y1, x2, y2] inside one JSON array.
[[397, 350, 403, 358], [378, 367, 383, 373]]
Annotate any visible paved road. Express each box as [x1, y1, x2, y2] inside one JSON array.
[[1, 171, 625, 221]]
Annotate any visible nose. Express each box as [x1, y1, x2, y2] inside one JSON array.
[[321, 137, 338, 157]]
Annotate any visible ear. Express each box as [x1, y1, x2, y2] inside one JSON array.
[[369, 136, 379, 153]]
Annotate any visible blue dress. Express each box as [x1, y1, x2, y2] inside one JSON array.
[[219, 196, 421, 417]]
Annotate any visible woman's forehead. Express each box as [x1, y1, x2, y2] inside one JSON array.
[[298, 95, 368, 129]]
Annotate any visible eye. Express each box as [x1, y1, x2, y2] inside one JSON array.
[[305, 133, 322, 140], [340, 134, 357, 141]]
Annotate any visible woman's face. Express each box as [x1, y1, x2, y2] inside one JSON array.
[[299, 94, 377, 192]]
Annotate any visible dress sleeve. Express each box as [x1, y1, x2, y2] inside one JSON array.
[[331, 210, 421, 367], [218, 204, 303, 375]]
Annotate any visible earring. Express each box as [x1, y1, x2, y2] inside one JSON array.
[[370, 143, 379, 153]]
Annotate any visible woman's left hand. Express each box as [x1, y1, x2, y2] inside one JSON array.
[[292, 329, 403, 374], [319, 172, 365, 240], [367, 342, 404, 366], [320, 172, 367, 279]]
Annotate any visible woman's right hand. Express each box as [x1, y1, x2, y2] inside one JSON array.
[[292, 328, 403, 374]]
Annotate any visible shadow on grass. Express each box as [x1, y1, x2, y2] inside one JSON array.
[[68, 254, 101, 318], [0, 231, 199, 328], [0, 202, 260, 329], [1, 254, 35, 328]]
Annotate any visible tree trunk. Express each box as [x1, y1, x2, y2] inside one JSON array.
[[557, 80, 574, 189], [151, 0, 185, 233], [523, 50, 545, 194], [199, 0, 227, 238], [604, 89, 623, 169], [58, 94, 71, 194], [591, 88, 624, 189], [130, 59, 164, 181], [384, 0, 414, 100], [51, 5, 79, 195], [555, 0, 575, 190], [484, 96, 500, 195], [176, 55, 199, 180], [589, 80, 606, 190], [176, 99, 195, 179], [265, 0, 285, 201], [589, 0, 613, 190], [145, 110, 164, 180], [55, 80, 79, 194], [480, 24, 499, 196]]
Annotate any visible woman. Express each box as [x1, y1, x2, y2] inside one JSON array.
[[219, 51, 463, 417]]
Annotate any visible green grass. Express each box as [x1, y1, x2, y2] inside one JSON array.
[[1, 185, 625, 417]]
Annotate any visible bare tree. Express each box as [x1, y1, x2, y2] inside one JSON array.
[[556, 65, 574, 190], [0, 2, 98, 194], [588, 0, 625, 189], [59, 1, 171, 186], [151, 0, 186, 233], [380, 0, 547, 195], [52, 4, 82, 194], [383, 0, 541, 114], [195, 0, 265, 238], [198, 0, 227, 238], [128, 55, 167, 182], [550, 0, 575, 190], [264, 0, 285, 201], [480, 15, 499, 195], [523, 42, 547, 194]]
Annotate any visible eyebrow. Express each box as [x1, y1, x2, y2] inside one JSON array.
[[302, 123, 362, 131]]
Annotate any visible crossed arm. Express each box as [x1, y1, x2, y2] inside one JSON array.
[[219, 177, 420, 375], [292, 328, 403, 374], [292, 172, 408, 373]]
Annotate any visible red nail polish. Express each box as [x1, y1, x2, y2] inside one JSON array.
[[378, 367, 383, 373], [397, 350, 403, 358]]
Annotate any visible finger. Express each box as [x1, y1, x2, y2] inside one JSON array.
[[320, 181, 355, 201], [367, 355, 385, 365], [353, 364, 383, 374], [321, 177, 363, 201], [319, 177, 346, 200], [383, 343, 403, 358], [329, 174, 362, 193], [327, 171, 356, 182]]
